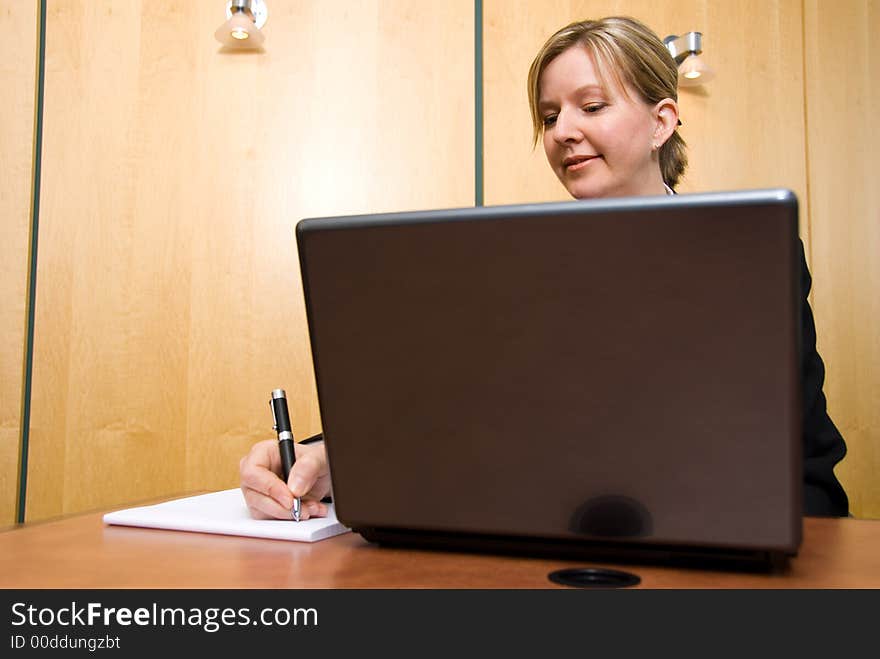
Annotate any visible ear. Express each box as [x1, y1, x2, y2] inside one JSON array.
[[651, 98, 679, 150]]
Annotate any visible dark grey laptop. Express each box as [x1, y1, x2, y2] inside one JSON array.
[[296, 189, 802, 565]]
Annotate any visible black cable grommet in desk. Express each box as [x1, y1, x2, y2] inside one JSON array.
[[548, 567, 641, 588]]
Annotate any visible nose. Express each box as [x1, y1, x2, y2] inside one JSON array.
[[552, 108, 582, 145]]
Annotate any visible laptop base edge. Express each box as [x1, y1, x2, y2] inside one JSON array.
[[355, 526, 793, 574]]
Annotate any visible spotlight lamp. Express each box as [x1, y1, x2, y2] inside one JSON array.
[[664, 31, 715, 87], [215, 0, 268, 49]]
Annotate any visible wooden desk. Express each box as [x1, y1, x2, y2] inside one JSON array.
[[1, 511, 878, 588]]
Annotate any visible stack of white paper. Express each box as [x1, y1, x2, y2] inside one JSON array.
[[103, 488, 350, 542]]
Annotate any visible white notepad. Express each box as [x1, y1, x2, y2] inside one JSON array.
[[102, 488, 350, 542]]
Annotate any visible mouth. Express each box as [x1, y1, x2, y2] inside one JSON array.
[[563, 154, 600, 172]]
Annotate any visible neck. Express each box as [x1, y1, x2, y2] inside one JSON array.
[[607, 165, 669, 198]]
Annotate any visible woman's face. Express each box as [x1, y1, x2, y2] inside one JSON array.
[[538, 46, 674, 199]]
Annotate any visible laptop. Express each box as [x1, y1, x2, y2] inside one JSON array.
[[296, 189, 803, 566]]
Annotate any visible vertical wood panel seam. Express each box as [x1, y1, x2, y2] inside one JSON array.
[[475, 0, 483, 206], [800, 0, 813, 267], [17, 0, 47, 524]]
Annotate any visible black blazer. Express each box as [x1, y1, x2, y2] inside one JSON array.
[[798, 241, 849, 516]]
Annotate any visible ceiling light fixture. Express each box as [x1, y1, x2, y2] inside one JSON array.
[[663, 31, 715, 87], [214, 0, 268, 50]]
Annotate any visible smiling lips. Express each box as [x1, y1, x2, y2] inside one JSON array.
[[563, 154, 600, 172]]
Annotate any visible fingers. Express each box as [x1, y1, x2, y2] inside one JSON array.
[[241, 486, 329, 520], [297, 499, 329, 521], [288, 450, 326, 498], [306, 500, 329, 520], [239, 439, 293, 519], [241, 487, 295, 520], [239, 439, 282, 478], [239, 439, 331, 520]]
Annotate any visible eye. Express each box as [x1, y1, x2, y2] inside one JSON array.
[[541, 114, 558, 127], [583, 103, 607, 113]]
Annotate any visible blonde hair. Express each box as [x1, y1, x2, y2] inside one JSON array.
[[527, 16, 688, 189]]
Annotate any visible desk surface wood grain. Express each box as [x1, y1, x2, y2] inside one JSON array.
[[1, 509, 878, 588]]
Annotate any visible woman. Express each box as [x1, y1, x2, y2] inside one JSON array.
[[239, 16, 848, 520]]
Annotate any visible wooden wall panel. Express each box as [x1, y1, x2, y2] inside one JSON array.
[[804, 0, 879, 518], [0, 1, 37, 526], [181, 0, 474, 493], [26, 0, 473, 521], [484, 0, 810, 247]]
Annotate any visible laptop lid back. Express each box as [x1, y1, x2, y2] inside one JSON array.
[[296, 189, 802, 556]]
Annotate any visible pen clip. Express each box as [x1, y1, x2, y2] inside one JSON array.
[[269, 398, 278, 432]]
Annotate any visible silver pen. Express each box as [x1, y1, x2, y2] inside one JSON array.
[[270, 389, 301, 521]]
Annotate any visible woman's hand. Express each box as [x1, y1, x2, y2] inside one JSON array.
[[239, 439, 331, 520]]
